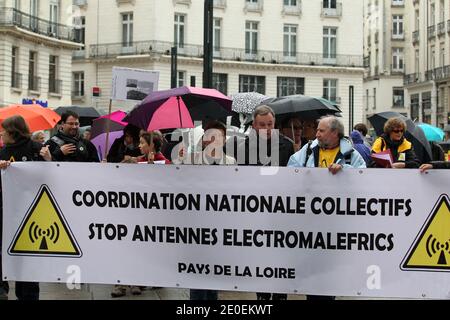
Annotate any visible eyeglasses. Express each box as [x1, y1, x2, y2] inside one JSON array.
[[392, 129, 404, 134], [65, 122, 80, 127]]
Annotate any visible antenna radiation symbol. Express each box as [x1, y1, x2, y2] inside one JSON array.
[[8, 185, 82, 257], [401, 195, 450, 272]]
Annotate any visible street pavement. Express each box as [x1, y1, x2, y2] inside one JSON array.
[[4, 282, 307, 300]]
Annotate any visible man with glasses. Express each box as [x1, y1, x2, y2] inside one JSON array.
[[46, 111, 99, 162], [288, 115, 366, 174], [288, 116, 366, 300]]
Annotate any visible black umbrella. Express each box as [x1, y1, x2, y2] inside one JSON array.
[[265, 95, 342, 121], [367, 112, 432, 163], [55, 106, 105, 127]]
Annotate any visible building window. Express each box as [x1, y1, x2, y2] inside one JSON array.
[[410, 94, 419, 121], [30, 0, 38, 31], [174, 14, 185, 49], [415, 49, 420, 75], [49, 55, 59, 93], [323, 79, 337, 102], [213, 73, 228, 95], [213, 18, 221, 55], [177, 71, 186, 87], [393, 88, 404, 108], [283, 24, 297, 58], [73, 72, 84, 97], [284, 0, 297, 5], [74, 16, 85, 45], [392, 48, 404, 71], [365, 89, 369, 111], [323, 27, 337, 61], [431, 46, 436, 70], [277, 77, 304, 97], [440, 45, 445, 67], [239, 75, 265, 94], [430, 3, 435, 25], [11, 47, 20, 89], [392, 15, 403, 39], [49, 2, 59, 36], [122, 13, 133, 47], [415, 10, 419, 30], [323, 0, 337, 9], [245, 21, 258, 56], [373, 88, 377, 109], [28, 51, 38, 91]]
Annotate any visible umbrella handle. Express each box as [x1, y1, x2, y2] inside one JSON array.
[[177, 96, 183, 128], [104, 99, 112, 160]]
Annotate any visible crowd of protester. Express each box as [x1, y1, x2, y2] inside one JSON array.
[[0, 106, 448, 301]]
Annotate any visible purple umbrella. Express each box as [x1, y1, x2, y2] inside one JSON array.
[[91, 130, 124, 161], [124, 86, 233, 130]]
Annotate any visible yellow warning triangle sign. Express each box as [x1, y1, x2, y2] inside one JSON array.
[[8, 185, 82, 257], [402, 195, 450, 271]]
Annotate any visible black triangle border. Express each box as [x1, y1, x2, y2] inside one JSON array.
[[8, 185, 83, 258], [400, 194, 450, 272]]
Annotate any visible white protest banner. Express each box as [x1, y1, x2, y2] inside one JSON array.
[[2, 163, 450, 299], [111, 67, 159, 101]]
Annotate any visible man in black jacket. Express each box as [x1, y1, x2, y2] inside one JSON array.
[[237, 105, 293, 301], [46, 111, 99, 162], [237, 105, 294, 167]]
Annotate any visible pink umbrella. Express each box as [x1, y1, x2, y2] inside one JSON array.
[[97, 110, 128, 124], [91, 110, 128, 139], [124, 86, 232, 131]]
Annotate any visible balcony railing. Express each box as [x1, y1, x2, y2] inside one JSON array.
[[282, 2, 302, 16], [438, 22, 446, 36], [363, 56, 370, 68], [73, 0, 87, 6], [0, 8, 78, 42], [244, 0, 263, 13], [391, 65, 404, 74], [433, 65, 450, 81], [213, 0, 226, 9], [28, 76, 41, 92], [392, 33, 405, 40], [391, 0, 405, 7], [49, 79, 62, 94], [72, 50, 86, 60], [412, 30, 419, 44], [89, 40, 364, 67], [425, 70, 435, 81], [11, 72, 22, 89], [404, 73, 420, 85], [72, 89, 85, 98], [428, 25, 436, 39], [321, 2, 342, 18]]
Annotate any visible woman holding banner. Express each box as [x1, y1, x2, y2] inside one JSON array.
[[0, 115, 52, 300], [370, 117, 420, 169]]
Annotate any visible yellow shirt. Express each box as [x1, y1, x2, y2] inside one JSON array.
[[319, 147, 340, 168]]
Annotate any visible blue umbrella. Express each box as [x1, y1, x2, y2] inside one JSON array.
[[418, 123, 445, 142]]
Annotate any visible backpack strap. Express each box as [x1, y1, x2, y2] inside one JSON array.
[[51, 136, 65, 147], [343, 149, 354, 165], [303, 141, 313, 167]]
